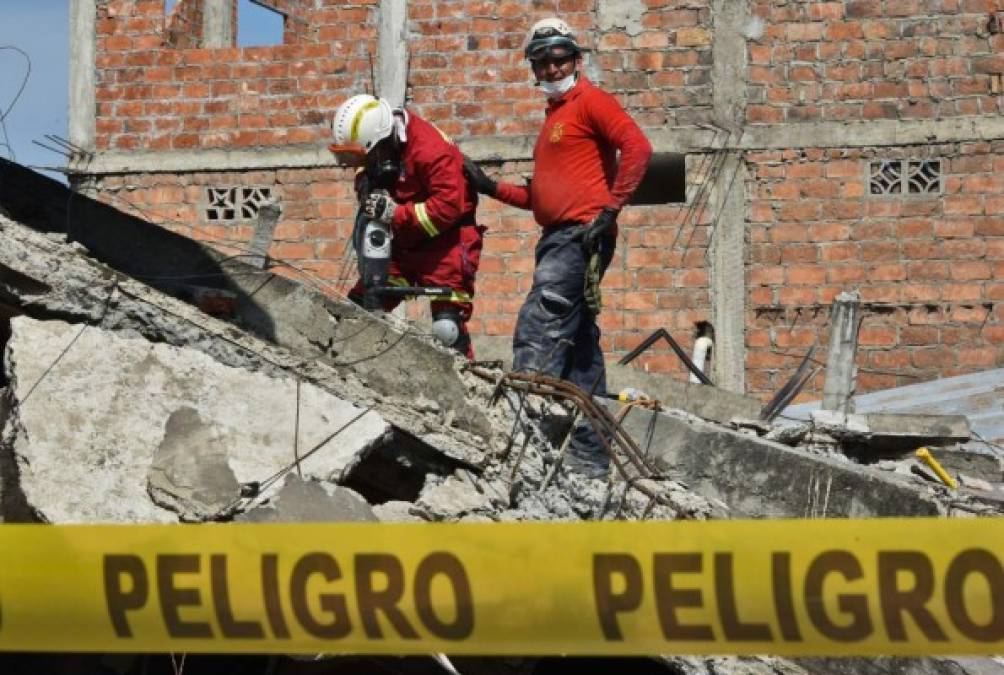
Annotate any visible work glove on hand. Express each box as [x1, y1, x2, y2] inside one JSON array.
[[583, 251, 603, 316], [462, 155, 498, 197], [364, 192, 398, 225], [581, 207, 618, 252]]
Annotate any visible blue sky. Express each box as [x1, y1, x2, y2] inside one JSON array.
[[1, 1, 284, 183]]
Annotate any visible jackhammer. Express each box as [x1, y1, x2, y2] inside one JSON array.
[[354, 187, 452, 311]]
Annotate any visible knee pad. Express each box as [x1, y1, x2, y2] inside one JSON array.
[[431, 308, 462, 347]]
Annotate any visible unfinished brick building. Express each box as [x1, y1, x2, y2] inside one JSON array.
[[67, 0, 1004, 402]]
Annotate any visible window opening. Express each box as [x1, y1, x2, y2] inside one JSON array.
[[238, 0, 285, 47], [629, 152, 687, 205]]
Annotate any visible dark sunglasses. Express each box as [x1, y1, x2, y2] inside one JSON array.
[[530, 52, 576, 69]]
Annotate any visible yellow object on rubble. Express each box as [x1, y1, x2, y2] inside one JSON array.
[[916, 446, 958, 489]]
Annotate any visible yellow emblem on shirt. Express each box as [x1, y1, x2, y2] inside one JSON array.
[[549, 122, 563, 143]]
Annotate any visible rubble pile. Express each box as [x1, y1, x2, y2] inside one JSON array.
[[0, 187, 1002, 674]]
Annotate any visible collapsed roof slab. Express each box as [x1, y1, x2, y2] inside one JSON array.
[[0, 159, 492, 441], [3, 316, 390, 523], [612, 404, 1003, 518], [0, 211, 488, 471]]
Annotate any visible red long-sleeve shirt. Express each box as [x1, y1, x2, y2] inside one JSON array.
[[390, 112, 478, 249], [495, 76, 652, 228]]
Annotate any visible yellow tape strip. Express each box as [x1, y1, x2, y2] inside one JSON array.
[[414, 203, 439, 237], [0, 519, 1001, 655]]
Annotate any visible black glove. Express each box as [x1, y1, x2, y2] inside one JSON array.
[[581, 207, 618, 252], [364, 192, 397, 224], [463, 155, 497, 197]]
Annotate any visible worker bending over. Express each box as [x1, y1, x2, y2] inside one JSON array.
[[332, 94, 484, 358]]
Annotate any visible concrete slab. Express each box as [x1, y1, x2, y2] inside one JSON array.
[[3, 317, 389, 523], [0, 210, 490, 466], [607, 362, 761, 424], [612, 404, 951, 518], [811, 410, 971, 454]]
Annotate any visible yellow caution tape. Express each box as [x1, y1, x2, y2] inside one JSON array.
[[0, 519, 1001, 655]]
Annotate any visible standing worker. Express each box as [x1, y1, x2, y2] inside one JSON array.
[[465, 18, 652, 476], [332, 94, 485, 358]]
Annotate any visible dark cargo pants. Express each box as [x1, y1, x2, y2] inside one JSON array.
[[512, 224, 615, 476]]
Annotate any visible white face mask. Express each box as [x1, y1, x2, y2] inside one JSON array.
[[538, 73, 576, 98]]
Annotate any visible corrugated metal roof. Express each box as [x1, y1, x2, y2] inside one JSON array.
[[783, 368, 1004, 453]]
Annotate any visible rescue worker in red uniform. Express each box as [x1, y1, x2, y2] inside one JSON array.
[[332, 94, 484, 358], [466, 19, 652, 477]]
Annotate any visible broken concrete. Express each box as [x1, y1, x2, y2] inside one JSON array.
[[810, 410, 971, 455], [416, 475, 501, 521], [236, 475, 377, 523], [611, 403, 963, 518], [471, 335, 761, 425], [3, 316, 388, 523], [933, 446, 1004, 483], [0, 211, 489, 466], [607, 362, 761, 424], [0, 162, 492, 443], [147, 407, 242, 521]]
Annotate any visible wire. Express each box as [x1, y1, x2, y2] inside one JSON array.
[[970, 430, 1004, 459], [20, 283, 117, 404], [0, 45, 31, 162]]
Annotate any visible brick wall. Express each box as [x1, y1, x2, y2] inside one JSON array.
[[406, 0, 712, 138], [746, 142, 1004, 401], [94, 0, 375, 152], [91, 167, 358, 290], [748, 0, 1004, 123], [85, 0, 1004, 402]]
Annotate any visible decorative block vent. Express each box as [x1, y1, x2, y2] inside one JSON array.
[[205, 187, 275, 221], [869, 160, 942, 196]]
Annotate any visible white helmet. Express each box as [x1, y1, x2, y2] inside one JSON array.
[[332, 94, 394, 152], [525, 17, 581, 61]]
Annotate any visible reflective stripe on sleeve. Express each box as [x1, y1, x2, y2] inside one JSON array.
[[414, 203, 440, 237]]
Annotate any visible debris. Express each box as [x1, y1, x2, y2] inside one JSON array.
[[236, 475, 377, 523], [958, 473, 996, 492], [810, 410, 970, 455]]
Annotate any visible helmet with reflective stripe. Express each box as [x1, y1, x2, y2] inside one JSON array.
[[524, 17, 581, 62], [332, 94, 394, 152]]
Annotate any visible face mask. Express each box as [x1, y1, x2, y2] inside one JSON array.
[[538, 73, 576, 98]]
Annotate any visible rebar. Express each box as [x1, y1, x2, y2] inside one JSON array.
[[468, 367, 682, 510]]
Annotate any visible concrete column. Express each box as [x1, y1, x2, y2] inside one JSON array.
[[203, 0, 235, 49], [68, 0, 96, 151], [707, 0, 750, 393], [708, 155, 747, 393], [377, 0, 408, 107], [822, 290, 861, 414]]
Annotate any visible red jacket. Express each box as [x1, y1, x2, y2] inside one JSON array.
[[495, 77, 652, 229], [389, 112, 478, 249]]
